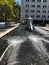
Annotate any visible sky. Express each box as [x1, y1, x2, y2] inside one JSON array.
[[16, 0, 21, 4]]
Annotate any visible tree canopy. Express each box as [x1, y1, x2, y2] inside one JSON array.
[[0, 0, 19, 22]]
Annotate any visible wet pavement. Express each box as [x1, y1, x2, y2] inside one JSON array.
[[0, 24, 49, 65]]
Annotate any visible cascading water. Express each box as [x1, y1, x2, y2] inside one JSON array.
[[28, 35, 49, 59], [0, 23, 49, 65], [6, 37, 26, 65], [7, 36, 26, 46], [30, 22, 33, 31], [0, 36, 26, 63], [1, 36, 49, 65]]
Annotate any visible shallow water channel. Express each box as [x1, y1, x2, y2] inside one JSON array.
[[0, 24, 49, 65]]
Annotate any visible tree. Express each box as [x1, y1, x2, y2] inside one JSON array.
[[0, 0, 20, 23], [12, 2, 19, 21]]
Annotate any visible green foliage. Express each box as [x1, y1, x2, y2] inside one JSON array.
[[0, 0, 19, 22]]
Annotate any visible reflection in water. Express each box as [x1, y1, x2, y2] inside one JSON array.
[[0, 24, 49, 65], [0, 46, 13, 65], [0, 39, 8, 57], [28, 35, 49, 58], [30, 22, 33, 31], [5, 25, 26, 37], [7, 36, 26, 46], [17, 39, 47, 65], [0, 51, 8, 65], [42, 40, 49, 53]]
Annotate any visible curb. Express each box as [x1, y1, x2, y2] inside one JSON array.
[[0, 23, 20, 38], [40, 27, 49, 32]]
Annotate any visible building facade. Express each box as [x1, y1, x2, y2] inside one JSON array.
[[21, 0, 49, 23]]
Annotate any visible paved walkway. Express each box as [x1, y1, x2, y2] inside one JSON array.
[[0, 23, 20, 38], [41, 27, 49, 31], [35, 27, 49, 35]]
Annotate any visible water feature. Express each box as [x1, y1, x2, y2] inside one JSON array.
[[0, 24, 49, 65], [30, 22, 33, 31], [17, 39, 48, 65], [0, 39, 8, 57], [28, 35, 49, 59]]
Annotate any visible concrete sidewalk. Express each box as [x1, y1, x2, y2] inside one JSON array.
[[0, 23, 20, 38], [35, 27, 49, 35], [41, 27, 49, 31]]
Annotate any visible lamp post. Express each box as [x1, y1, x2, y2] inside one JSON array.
[[28, 17, 33, 31]]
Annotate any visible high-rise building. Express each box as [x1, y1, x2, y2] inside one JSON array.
[[21, 0, 49, 23]]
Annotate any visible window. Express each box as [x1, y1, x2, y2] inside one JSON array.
[[42, 10, 46, 13], [31, 15, 34, 18], [37, 0, 41, 2], [31, 10, 35, 13], [32, 0, 35, 2], [48, 16, 49, 18], [26, 0, 27, 2], [37, 5, 41, 7], [37, 10, 40, 13], [48, 11, 49, 13], [31, 5, 35, 7], [43, 0, 47, 2], [25, 4, 29, 7], [26, 0, 29, 2], [42, 15, 46, 18], [48, 6, 49, 8], [25, 10, 29, 12], [36, 15, 40, 18], [25, 15, 28, 17], [43, 5, 46, 8]]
